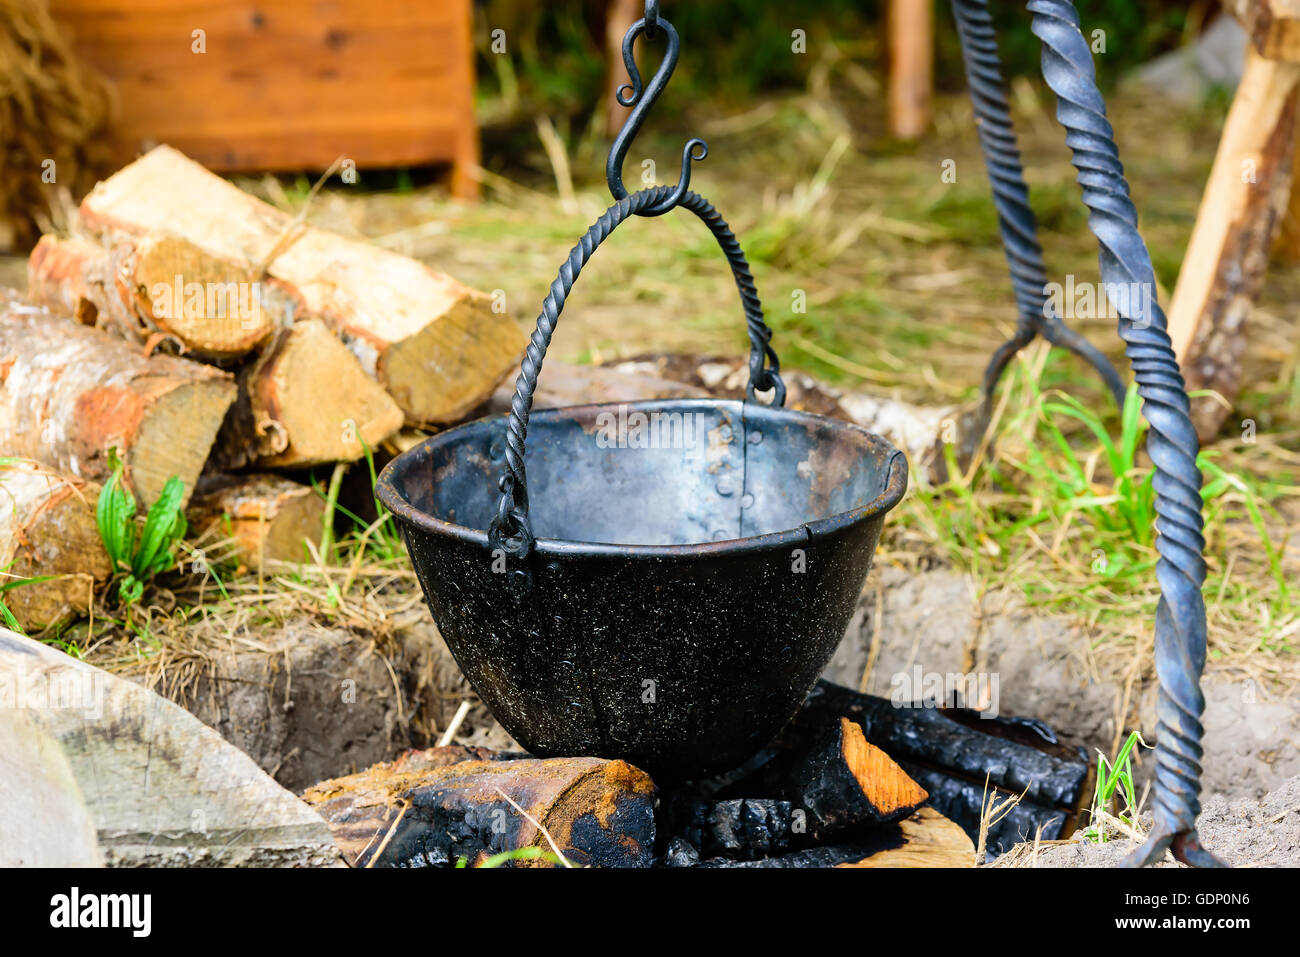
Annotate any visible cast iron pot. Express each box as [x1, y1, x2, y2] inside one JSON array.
[[378, 396, 906, 780], [378, 182, 908, 780]]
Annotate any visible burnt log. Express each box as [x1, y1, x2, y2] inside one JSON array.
[[736, 716, 928, 841], [663, 796, 797, 860], [303, 751, 657, 868], [794, 680, 1089, 856], [696, 807, 972, 868]]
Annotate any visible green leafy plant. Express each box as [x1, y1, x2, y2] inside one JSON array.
[[96, 450, 188, 605], [1084, 730, 1149, 844]]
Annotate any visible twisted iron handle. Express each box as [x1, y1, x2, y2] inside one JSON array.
[[488, 186, 785, 559], [949, 0, 1125, 408], [1027, 0, 1219, 867]]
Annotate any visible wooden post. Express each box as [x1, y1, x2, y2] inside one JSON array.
[[1169, 2, 1300, 440], [889, 0, 934, 139], [604, 0, 643, 138]]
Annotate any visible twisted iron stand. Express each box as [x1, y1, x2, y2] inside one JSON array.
[[951, 0, 1221, 867]]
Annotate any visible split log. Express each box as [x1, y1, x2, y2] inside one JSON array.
[[28, 232, 275, 359], [1166, 46, 1300, 440], [214, 319, 403, 469], [189, 473, 324, 569], [793, 680, 1089, 856], [0, 627, 343, 866], [0, 461, 109, 631], [78, 145, 525, 424], [737, 716, 929, 841], [0, 299, 237, 506], [303, 751, 657, 868], [697, 807, 972, 868]]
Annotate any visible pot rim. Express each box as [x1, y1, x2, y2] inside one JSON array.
[[377, 397, 909, 560]]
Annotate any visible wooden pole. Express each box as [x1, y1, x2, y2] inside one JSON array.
[[888, 0, 934, 139], [604, 0, 643, 138], [1166, 47, 1300, 439]]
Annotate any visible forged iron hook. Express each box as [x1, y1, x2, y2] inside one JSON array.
[[606, 14, 707, 217]]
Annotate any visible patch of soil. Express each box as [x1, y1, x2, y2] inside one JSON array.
[[116, 616, 514, 793], [1000, 774, 1300, 867]]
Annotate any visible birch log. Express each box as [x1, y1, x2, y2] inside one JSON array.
[[0, 461, 109, 630], [78, 145, 525, 424], [29, 232, 276, 359], [0, 299, 236, 506]]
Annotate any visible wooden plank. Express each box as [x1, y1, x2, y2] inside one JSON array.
[[1167, 48, 1300, 439], [50, 0, 480, 196]]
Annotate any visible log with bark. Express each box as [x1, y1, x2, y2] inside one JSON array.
[[303, 747, 658, 868], [0, 628, 343, 866], [0, 297, 236, 506], [0, 461, 110, 630], [28, 232, 276, 360], [189, 473, 325, 569], [77, 145, 525, 424], [214, 319, 404, 469]]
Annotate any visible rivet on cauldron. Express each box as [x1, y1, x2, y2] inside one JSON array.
[[488, 437, 506, 460], [741, 493, 755, 508], [748, 430, 762, 445], [715, 474, 735, 496]]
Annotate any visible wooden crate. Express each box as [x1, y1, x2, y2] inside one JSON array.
[[50, 0, 479, 197]]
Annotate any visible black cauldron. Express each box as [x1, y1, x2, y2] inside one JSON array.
[[378, 397, 906, 780]]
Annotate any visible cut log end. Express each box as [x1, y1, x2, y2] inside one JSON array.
[[218, 319, 403, 470], [189, 474, 324, 568], [838, 716, 930, 819], [127, 234, 276, 358]]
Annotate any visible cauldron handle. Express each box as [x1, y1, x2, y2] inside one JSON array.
[[488, 185, 785, 558], [1027, 0, 1219, 868]]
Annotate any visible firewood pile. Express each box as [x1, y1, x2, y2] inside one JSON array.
[[0, 145, 525, 630], [303, 679, 1089, 868]]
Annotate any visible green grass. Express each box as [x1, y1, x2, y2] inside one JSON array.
[[901, 349, 1295, 666], [1084, 729, 1148, 844]]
